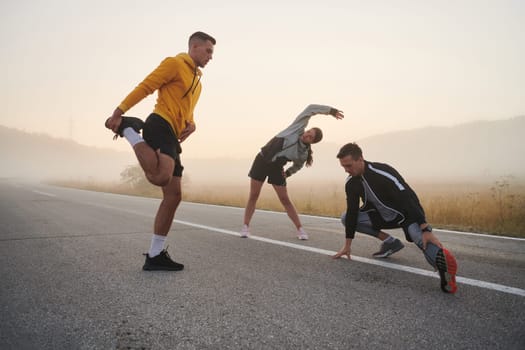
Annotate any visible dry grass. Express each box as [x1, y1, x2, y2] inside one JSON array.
[[182, 181, 344, 215], [413, 178, 525, 237], [51, 175, 525, 238]]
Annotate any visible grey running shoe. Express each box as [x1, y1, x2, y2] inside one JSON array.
[[143, 249, 184, 271], [372, 238, 405, 258]]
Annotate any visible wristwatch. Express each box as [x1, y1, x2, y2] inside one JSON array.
[[422, 224, 433, 233]]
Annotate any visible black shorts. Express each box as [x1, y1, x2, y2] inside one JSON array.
[[142, 113, 184, 177], [248, 153, 287, 186]]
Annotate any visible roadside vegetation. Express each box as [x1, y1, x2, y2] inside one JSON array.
[[52, 166, 525, 238]]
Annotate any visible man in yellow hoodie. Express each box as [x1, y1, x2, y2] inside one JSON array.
[[105, 31, 216, 271]]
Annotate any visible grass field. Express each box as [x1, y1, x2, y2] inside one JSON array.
[[52, 173, 525, 238]]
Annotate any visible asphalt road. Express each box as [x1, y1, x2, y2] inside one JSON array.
[[1, 179, 524, 350]]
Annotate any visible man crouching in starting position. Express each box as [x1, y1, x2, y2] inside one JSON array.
[[333, 142, 458, 293]]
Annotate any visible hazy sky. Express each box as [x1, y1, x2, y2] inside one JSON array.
[[1, 0, 524, 158]]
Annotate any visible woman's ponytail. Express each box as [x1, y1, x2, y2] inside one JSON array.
[[306, 147, 313, 167]]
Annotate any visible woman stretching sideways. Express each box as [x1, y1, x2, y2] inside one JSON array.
[[240, 104, 344, 239]]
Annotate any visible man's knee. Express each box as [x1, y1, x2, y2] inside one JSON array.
[[163, 187, 182, 210], [166, 191, 182, 205], [146, 172, 172, 187], [357, 226, 381, 238], [342, 212, 381, 237]]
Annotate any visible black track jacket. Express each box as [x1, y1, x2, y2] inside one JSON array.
[[344, 161, 426, 240]]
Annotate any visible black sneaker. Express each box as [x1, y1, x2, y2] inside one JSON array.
[[436, 248, 458, 294], [143, 249, 184, 271], [105, 116, 144, 140], [372, 238, 405, 258]]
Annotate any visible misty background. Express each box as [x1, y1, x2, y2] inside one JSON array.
[[1, 1, 524, 159], [2, 115, 524, 185]]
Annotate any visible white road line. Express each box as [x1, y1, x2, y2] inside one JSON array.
[[32, 190, 524, 297], [432, 228, 525, 241], [28, 187, 524, 241], [32, 190, 57, 197], [183, 202, 525, 241], [175, 219, 525, 297]]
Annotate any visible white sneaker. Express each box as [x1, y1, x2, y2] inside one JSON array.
[[297, 227, 308, 240], [240, 224, 250, 238]]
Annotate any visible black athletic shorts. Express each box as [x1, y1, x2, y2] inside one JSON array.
[[248, 153, 287, 186], [142, 113, 184, 177]]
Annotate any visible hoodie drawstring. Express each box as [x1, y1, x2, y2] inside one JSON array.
[[182, 67, 201, 99]]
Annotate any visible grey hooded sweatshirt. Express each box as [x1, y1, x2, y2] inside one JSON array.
[[259, 104, 338, 176]]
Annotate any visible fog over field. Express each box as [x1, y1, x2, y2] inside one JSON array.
[[1, 116, 524, 184]]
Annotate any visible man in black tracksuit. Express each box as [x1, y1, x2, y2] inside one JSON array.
[[332, 142, 458, 294]]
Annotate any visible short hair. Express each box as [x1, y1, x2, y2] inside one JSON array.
[[189, 31, 216, 46], [336, 142, 363, 160]]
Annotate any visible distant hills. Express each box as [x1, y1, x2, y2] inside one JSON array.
[[186, 116, 525, 183], [314, 115, 525, 182], [0, 126, 135, 181], [1, 116, 524, 183]]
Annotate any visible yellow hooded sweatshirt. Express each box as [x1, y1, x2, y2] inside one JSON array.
[[118, 53, 202, 137]]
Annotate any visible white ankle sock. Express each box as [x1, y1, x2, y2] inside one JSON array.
[[123, 127, 144, 147], [148, 234, 167, 257], [384, 236, 395, 243]]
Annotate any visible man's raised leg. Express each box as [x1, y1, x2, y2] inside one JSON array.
[[107, 116, 174, 187], [132, 143, 174, 187]]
